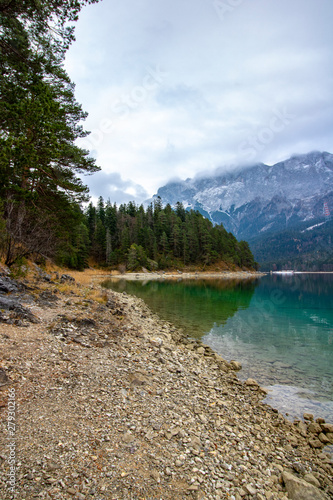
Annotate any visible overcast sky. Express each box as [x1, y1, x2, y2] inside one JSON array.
[[65, 0, 333, 204]]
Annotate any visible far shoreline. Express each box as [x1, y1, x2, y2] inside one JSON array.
[[102, 270, 267, 281]]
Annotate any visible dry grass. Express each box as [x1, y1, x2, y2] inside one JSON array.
[[1, 258, 113, 298], [67, 269, 111, 286], [52, 268, 111, 304], [85, 288, 109, 304]]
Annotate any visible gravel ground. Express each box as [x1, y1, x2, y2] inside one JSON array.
[[0, 272, 332, 500]]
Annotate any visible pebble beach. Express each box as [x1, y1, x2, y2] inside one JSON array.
[[0, 268, 332, 499]]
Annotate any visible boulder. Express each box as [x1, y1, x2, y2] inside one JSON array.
[[325, 432, 333, 443], [318, 433, 331, 445], [320, 423, 333, 434], [303, 473, 321, 488], [307, 422, 322, 434], [229, 360, 242, 371], [297, 421, 308, 437], [0, 296, 39, 324], [245, 378, 259, 387], [282, 471, 329, 500], [0, 276, 19, 293], [308, 438, 324, 449]]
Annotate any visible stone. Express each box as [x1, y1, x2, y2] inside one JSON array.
[[320, 423, 333, 433], [196, 347, 205, 355], [165, 467, 172, 476], [150, 470, 160, 483], [214, 354, 226, 362], [122, 432, 135, 444], [282, 471, 329, 499], [308, 438, 324, 449], [61, 274, 75, 282], [297, 421, 307, 437], [318, 433, 330, 445], [229, 360, 242, 371], [325, 432, 333, 443], [244, 484, 257, 495], [292, 462, 307, 475], [245, 378, 259, 387], [0, 276, 19, 293], [0, 369, 9, 386], [288, 435, 299, 447], [303, 413, 314, 421], [303, 473, 321, 488], [128, 372, 149, 385], [307, 422, 322, 434], [150, 337, 163, 347], [0, 296, 39, 324]]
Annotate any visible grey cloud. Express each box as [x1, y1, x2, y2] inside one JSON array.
[[83, 171, 149, 205], [67, 0, 333, 203]]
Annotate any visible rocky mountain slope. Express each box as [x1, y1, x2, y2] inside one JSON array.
[[153, 151, 333, 269]]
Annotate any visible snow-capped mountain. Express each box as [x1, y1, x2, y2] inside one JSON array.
[[154, 151, 333, 242]]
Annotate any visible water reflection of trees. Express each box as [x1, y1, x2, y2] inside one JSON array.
[[270, 273, 333, 295], [209, 275, 333, 375], [102, 278, 258, 337]]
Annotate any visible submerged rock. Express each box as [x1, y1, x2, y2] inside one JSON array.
[[229, 360, 242, 371]]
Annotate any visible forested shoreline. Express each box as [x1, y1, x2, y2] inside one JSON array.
[[78, 197, 258, 271]]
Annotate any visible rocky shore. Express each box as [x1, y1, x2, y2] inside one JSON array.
[[0, 268, 332, 499]]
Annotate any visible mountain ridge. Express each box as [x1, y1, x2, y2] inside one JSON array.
[[152, 151, 333, 269]]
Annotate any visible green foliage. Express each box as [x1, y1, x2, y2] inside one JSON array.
[[8, 256, 29, 278], [0, 0, 100, 266], [127, 244, 149, 271], [251, 219, 333, 271], [83, 198, 257, 270]]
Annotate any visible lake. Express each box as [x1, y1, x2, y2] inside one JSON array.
[[102, 273, 333, 423]]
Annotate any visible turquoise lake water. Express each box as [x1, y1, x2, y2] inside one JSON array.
[[102, 274, 333, 423]]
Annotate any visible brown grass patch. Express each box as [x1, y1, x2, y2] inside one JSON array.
[[68, 269, 111, 287]]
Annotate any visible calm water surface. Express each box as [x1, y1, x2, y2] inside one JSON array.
[[103, 274, 333, 423]]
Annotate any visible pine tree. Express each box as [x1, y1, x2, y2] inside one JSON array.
[[0, 0, 100, 265], [81, 200, 257, 271]]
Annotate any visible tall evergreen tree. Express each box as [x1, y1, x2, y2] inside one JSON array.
[[0, 0, 100, 265], [81, 200, 257, 271]]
